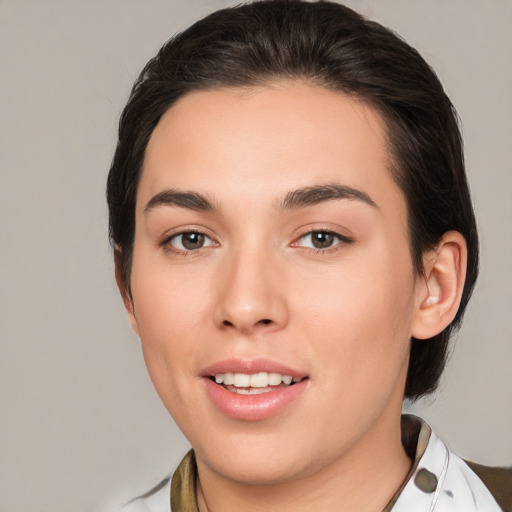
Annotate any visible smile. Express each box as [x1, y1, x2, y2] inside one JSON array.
[[211, 372, 304, 395], [202, 361, 309, 421]]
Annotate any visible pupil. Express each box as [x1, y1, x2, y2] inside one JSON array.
[[312, 232, 333, 249], [183, 232, 204, 250]]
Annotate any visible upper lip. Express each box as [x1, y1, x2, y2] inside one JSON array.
[[201, 358, 307, 379]]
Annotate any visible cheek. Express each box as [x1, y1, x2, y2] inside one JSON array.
[[294, 249, 416, 376], [128, 256, 211, 389], [130, 276, 210, 428], [131, 239, 211, 330]]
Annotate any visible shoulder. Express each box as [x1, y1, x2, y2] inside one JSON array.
[[393, 416, 510, 512], [114, 451, 196, 512], [116, 476, 172, 512], [464, 460, 512, 512], [443, 452, 510, 512]]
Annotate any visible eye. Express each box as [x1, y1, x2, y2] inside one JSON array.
[[295, 230, 352, 250], [167, 231, 216, 251]]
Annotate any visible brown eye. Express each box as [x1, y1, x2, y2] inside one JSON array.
[[296, 230, 352, 250], [182, 232, 205, 250], [310, 231, 335, 249], [168, 231, 215, 251]]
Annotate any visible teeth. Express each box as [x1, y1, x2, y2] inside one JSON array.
[[213, 371, 301, 388], [233, 388, 250, 395], [227, 386, 275, 395], [233, 373, 251, 387], [268, 372, 282, 386], [250, 372, 269, 388]]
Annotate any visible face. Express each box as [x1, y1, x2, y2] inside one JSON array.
[[126, 82, 426, 485]]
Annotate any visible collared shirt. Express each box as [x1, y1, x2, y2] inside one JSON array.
[[120, 415, 509, 512]]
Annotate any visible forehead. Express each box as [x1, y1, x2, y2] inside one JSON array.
[[139, 81, 401, 214]]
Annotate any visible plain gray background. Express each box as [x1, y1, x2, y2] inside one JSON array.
[[1, 1, 511, 511]]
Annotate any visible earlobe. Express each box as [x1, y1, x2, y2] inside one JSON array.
[[411, 231, 467, 340], [114, 247, 140, 336]]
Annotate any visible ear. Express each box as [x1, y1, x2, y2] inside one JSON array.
[[114, 247, 140, 336], [411, 231, 467, 340]]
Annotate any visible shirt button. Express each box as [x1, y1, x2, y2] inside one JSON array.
[[414, 468, 438, 493]]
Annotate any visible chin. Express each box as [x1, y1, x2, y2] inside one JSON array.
[[204, 450, 310, 486], [193, 427, 332, 486]]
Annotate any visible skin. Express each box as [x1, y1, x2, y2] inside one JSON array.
[[120, 82, 466, 512]]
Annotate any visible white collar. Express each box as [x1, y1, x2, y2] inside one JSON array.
[[392, 416, 501, 512]]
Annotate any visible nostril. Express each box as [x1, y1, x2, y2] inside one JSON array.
[[220, 318, 274, 329]]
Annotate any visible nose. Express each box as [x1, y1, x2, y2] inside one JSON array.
[[213, 246, 289, 335]]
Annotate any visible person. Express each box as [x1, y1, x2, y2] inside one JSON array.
[[106, 1, 511, 510]]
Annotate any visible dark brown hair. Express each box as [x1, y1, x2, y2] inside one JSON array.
[[107, 0, 478, 399]]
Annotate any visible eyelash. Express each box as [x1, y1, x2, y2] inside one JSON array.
[[161, 230, 217, 255], [293, 229, 354, 253], [160, 228, 353, 256]]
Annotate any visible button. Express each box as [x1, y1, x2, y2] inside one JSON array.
[[414, 468, 438, 493]]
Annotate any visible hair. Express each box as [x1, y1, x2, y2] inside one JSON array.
[[107, 0, 478, 400]]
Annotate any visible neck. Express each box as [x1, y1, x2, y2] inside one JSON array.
[[196, 412, 412, 512]]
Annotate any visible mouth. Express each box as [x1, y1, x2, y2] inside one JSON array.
[[201, 360, 309, 420], [210, 371, 305, 395]]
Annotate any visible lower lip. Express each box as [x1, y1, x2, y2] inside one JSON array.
[[203, 378, 308, 421]]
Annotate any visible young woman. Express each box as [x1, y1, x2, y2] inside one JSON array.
[[107, 1, 510, 510]]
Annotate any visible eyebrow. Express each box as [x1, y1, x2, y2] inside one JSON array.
[[144, 189, 218, 213], [144, 183, 376, 215], [278, 183, 377, 211]]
